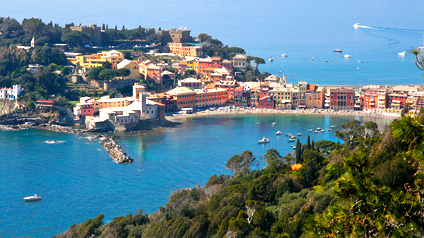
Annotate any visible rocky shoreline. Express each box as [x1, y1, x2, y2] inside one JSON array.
[[100, 136, 134, 164]]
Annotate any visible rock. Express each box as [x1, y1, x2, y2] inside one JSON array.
[[100, 136, 133, 164]]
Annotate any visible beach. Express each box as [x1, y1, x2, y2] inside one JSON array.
[[167, 108, 401, 122]]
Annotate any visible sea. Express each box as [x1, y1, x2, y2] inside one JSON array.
[[1, 0, 424, 85], [0, 114, 392, 237], [0, 0, 423, 236]]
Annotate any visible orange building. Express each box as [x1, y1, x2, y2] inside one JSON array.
[[165, 87, 197, 109], [168, 43, 203, 57]]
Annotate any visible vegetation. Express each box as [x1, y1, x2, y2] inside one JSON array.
[[198, 33, 246, 59], [410, 47, 424, 71], [57, 116, 424, 237]]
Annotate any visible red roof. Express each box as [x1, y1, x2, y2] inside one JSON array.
[[36, 100, 55, 103]]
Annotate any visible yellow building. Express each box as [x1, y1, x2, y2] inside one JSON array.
[[117, 59, 140, 79], [168, 43, 203, 57], [67, 50, 124, 69], [186, 59, 199, 73], [270, 88, 294, 109]]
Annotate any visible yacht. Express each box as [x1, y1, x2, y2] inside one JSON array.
[[398, 52, 406, 57], [308, 129, 313, 132], [330, 125, 336, 128], [276, 131, 282, 135], [328, 129, 333, 131], [316, 127, 322, 130], [286, 133, 293, 137], [272, 122, 276, 126], [24, 194, 41, 202], [314, 130, 319, 134], [311, 57, 314, 60], [297, 133, 302, 136], [334, 48, 343, 53], [344, 54, 351, 58], [256, 122, 260, 125], [353, 23, 360, 29], [281, 54, 287, 58], [269, 57, 274, 62], [45, 140, 57, 144], [258, 137, 270, 144], [325, 59, 329, 62], [288, 138, 296, 142]]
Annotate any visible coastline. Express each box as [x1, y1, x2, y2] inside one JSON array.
[[166, 108, 400, 122]]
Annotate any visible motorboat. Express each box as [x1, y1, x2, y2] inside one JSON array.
[[325, 59, 329, 62], [311, 57, 314, 60], [328, 129, 333, 131], [286, 133, 293, 137], [281, 54, 287, 58], [308, 129, 313, 132], [357, 60, 363, 63], [317, 127, 322, 130], [356, 67, 361, 70], [276, 131, 282, 135], [291, 135, 297, 139], [45, 140, 57, 144], [330, 125, 336, 128], [331, 59, 334, 61], [398, 52, 406, 57], [258, 137, 270, 144], [24, 194, 41, 202], [334, 48, 343, 53], [288, 138, 296, 142], [272, 122, 276, 126], [297, 133, 302, 136], [353, 23, 360, 29], [256, 122, 260, 125], [344, 54, 351, 58], [290, 145, 294, 147], [269, 57, 274, 61], [314, 130, 319, 133]]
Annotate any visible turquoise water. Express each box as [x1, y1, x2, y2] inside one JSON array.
[[0, 114, 391, 237], [1, 0, 424, 84]]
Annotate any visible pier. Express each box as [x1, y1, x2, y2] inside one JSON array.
[[100, 136, 133, 164]]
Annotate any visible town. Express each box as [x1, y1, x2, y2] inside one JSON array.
[[0, 19, 423, 131]]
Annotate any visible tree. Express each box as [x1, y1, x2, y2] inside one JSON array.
[[98, 69, 118, 81], [410, 47, 424, 71], [295, 139, 302, 163], [61, 31, 90, 47], [391, 114, 424, 150], [87, 67, 104, 80], [225, 150, 255, 176]]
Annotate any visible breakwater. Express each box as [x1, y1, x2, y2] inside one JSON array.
[[100, 136, 133, 164]]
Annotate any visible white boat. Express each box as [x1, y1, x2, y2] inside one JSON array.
[[353, 23, 360, 29], [328, 129, 333, 131], [286, 133, 293, 137], [297, 133, 302, 136], [314, 130, 319, 133], [330, 125, 336, 128], [281, 54, 287, 58], [311, 57, 314, 60], [258, 137, 270, 144], [344, 54, 351, 58], [45, 140, 57, 144], [398, 52, 406, 57], [269, 57, 274, 61], [317, 127, 322, 130], [24, 194, 41, 202], [308, 129, 313, 132], [276, 131, 282, 135], [334, 48, 343, 53], [256, 122, 260, 125], [291, 135, 297, 139], [272, 122, 276, 126], [290, 145, 294, 147], [357, 60, 363, 63], [356, 67, 361, 70], [288, 138, 296, 142]]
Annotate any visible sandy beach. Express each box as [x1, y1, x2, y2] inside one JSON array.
[[166, 108, 401, 122]]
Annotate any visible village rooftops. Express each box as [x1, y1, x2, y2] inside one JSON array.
[[117, 59, 133, 68], [233, 54, 247, 59], [166, 87, 196, 95]]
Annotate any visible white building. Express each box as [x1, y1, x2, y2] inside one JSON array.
[[0, 85, 23, 100]]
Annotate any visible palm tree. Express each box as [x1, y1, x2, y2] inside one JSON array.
[[391, 114, 424, 150], [410, 48, 424, 71]]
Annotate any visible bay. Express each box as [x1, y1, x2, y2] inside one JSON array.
[[0, 114, 391, 237]]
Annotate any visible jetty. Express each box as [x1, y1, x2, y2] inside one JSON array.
[[100, 136, 133, 164]]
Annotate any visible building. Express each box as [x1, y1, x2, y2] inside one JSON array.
[[215, 80, 239, 100], [329, 88, 355, 110], [70, 24, 102, 45], [304, 84, 325, 109], [178, 78, 202, 89], [361, 89, 379, 111], [162, 70, 176, 82], [67, 50, 124, 69], [36, 100, 55, 108], [0, 85, 23, 100], [73, 102, 94, 120], [168, 43, 203, 57], [234, 86, 251, 108], [232, 54, 248, 72], [195, 88, 229, 108], [165, 87, 197, 110], [117, 59, 140, 79], [270, 87, 294, 109], [156, 29, 192, 43]]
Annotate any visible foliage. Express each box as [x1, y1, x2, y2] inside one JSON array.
[[198, 33, 246, 59]]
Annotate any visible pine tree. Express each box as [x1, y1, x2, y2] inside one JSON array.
[[312, 140, 315, 150], [295, 139, 302, 163], [102, 23, 105, 30], [307, 135, 311, 149]]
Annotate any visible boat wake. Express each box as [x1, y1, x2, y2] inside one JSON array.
[[45, 140, 65, 144], [355, 23, 424, 35]]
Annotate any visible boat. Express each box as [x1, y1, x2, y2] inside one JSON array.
[[314, 130, 319, 133], [325, 59, 329, 62], [292, 146, 296, 149], [297, 133, 302, 136], [344, 54, 351, 58], [276, 131, 282, 135], [281, 54, 287, 58], [330, 125, 336, 128], [272, 122, 276, 126], [353, 23, 360, 29], [291, 135, 297, 139], [357, 60, 363, 63], [258, 137, 270, 144], [290, 145, 294, 147], [317, 127, 322, 130], [334, 48, 343, 53], [330, 59, 334, 61], [356, 67, 361, 70], [256, 122, 260, 125], [45, 140, 57, 144], [398, 52, 406, 57], [269, 57, 274, 61], [311, 57, 314, 60], [286, 133, 293, 137], [288, 138, 296, 142], [308, 129, 313, 132], [328, 129, 333, 131], [24, 194, 41, 202]]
